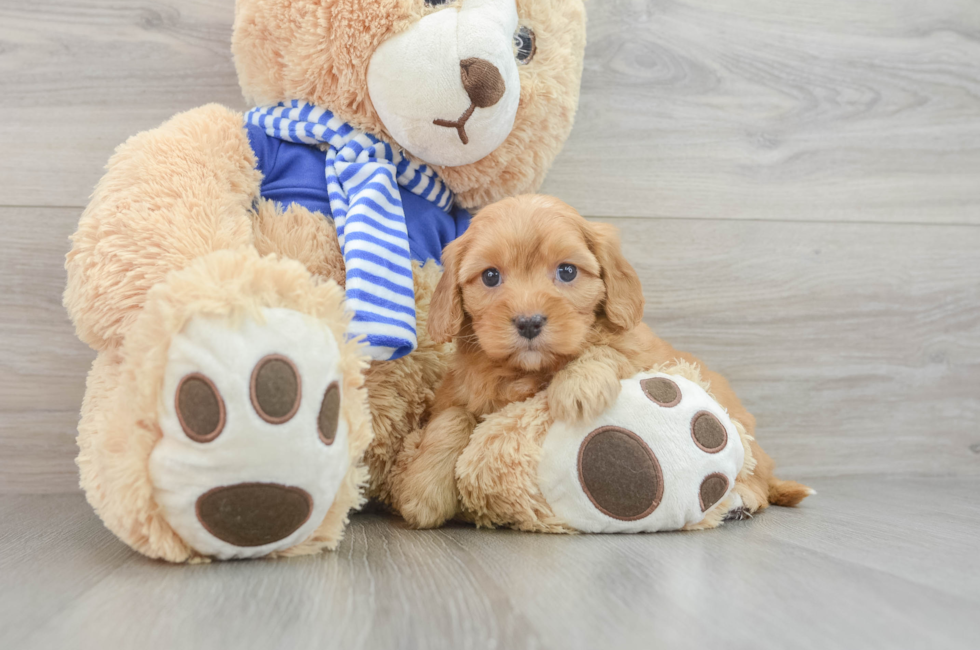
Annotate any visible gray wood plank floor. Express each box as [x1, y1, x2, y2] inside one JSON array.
[[2, 478, 979, 650]]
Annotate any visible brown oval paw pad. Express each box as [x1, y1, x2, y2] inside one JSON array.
[[691, 411, 727, 453], [195, 482, 313, 547], [577, 426, 663, 521], [699, 473, 730, 512], [318, 382, 341, 445], [176, 373, 226, 442], [641, 376, 681, 407], [250, 355, 302, 424]]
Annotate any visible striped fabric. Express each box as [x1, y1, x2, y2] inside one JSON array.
[[246, 101, 456, 361]]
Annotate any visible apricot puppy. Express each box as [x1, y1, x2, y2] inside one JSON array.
[[391, 195, 647, 528]]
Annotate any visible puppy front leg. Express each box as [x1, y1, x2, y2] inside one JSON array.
[[391, 407, 477, 529], [547, 346, 634, 422]]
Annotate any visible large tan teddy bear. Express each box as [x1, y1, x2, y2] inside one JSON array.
[[64, 0, 587, 561]]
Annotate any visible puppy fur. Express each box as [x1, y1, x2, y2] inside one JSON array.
[[391, 195, 810, 528]]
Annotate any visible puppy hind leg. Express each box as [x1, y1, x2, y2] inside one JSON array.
[[390, 407, 476, 528]]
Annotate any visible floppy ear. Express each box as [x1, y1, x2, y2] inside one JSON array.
[[428, 239, 466, 344], [588, 222, 645, 331]]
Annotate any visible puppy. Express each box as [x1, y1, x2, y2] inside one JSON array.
[[391, 194, 658, 527], [391, 195, 808, 528]]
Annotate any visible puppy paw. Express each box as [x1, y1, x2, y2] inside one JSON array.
[[537, 371, 745, 533], [547, 364, 622, 422], [391, 429, 461, 529], [149, 308, 354, 559], [397, 487, 458, 529]]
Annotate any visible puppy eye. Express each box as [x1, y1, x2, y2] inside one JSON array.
[[425, 0, 453, 6], [557, 264, 578, 283], [514, 26, 536, 65], [482, 268, 501, 287]]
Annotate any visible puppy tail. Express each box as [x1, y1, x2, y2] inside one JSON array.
[[768, 477, 815, 507]]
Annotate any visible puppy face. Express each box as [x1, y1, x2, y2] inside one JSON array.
[[430, 195, 644, 372]]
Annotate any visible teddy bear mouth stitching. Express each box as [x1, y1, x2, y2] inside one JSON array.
[[433, 57, 506, 145]]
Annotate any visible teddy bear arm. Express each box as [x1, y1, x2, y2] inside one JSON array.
[[65, 104, 262, 351]]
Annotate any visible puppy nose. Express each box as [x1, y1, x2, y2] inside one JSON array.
[[514, 314, 547, 340], [196, 482, 313, 547], [460, 58, 505, 108]]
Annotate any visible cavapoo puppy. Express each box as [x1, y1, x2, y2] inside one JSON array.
[[391, 195, 787, 528]]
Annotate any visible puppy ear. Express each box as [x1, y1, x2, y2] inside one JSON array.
[[588, 222, 645, 331], [428, 239, 465, 343]]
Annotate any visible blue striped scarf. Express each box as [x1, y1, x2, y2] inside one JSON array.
[[246, 101, 456, 361]]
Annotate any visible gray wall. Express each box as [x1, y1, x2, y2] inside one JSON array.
[[2, 0, 978, 493]]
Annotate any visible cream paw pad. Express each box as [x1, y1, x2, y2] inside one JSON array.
[[149, 308, 352, 560], [537, 371, 746, 533]]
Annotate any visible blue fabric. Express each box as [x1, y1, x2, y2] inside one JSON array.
[[246, 122, 470, 265]]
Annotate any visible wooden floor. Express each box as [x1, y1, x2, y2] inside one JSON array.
[[1, 0, 979, 647], [2, 477, 979, 650]]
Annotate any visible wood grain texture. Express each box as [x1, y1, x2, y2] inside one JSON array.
[[0, 206, 95, 493], [2, 480, 979, 650], [541, 0, 980, 223], [1, 0, 979, 224], [2, 205, 978, 492], [0, 0, 246, 208]]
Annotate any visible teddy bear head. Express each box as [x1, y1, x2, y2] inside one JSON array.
[[232, 0, 587, 208]]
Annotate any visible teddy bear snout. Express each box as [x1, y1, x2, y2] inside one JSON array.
[[366, 0, 521, 166], [461, 58, 505, 109], [195, 482, 314, 548]]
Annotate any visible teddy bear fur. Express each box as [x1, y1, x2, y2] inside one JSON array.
[[454, 359, 803, 534], [64, 0, 589, 560], [64, 0, 804, 558]]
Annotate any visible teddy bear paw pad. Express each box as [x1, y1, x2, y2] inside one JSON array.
[[538, 372, 745, 533], [149, 308, 350, 559]]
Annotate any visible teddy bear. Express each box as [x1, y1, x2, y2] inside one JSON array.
[[63, 0, 589, 561], [65, 0, 809, 562]]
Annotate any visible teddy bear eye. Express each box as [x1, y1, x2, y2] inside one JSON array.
[[482, 268, 501, 287], [557, 264, 578, 283], [514, 26, 536, 65], [425, 0, 454, 6]]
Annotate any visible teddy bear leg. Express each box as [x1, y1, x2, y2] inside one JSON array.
[[678, 360, 813, 516], [78, 248, 372, 561], [535, 366, 747, 532], [250, 200, 456, 513], [456, 394, 571, 533], [458, 365, 751, 534]]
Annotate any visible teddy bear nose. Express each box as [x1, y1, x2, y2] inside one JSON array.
[[514, 314, 547, 340], [196, 482, 313, 547], [460, 57, 506, 108]]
